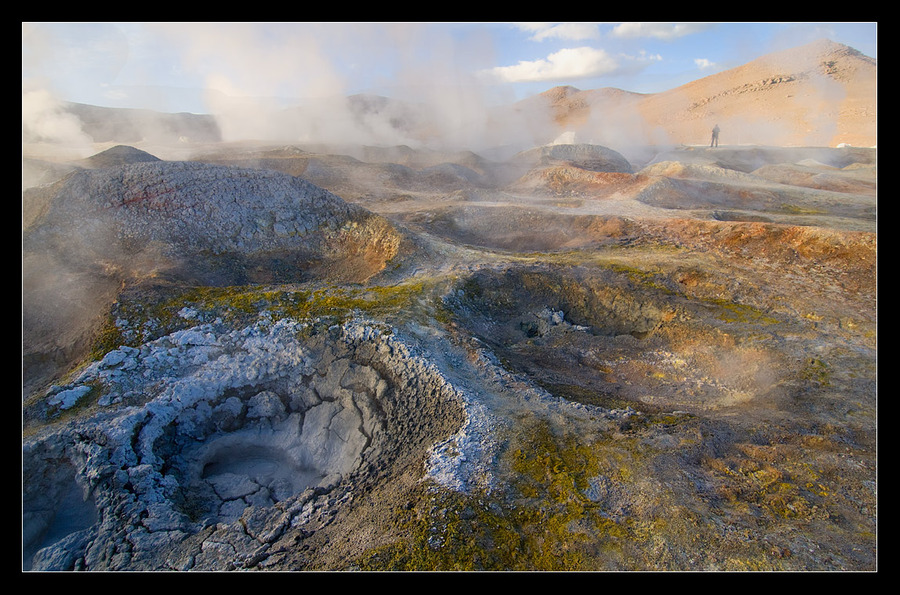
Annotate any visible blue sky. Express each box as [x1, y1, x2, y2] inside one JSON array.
[[23, 22, 877, 116]]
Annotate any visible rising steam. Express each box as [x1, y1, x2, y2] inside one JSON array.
[[22, 23, 632, 154], [22, 86, 95, 158]]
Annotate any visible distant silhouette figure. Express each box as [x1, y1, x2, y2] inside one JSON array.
[[710, 124, 720, 148]]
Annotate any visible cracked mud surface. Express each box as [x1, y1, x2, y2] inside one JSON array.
[[23, 319, 467, 570], [23, 143, 876, 571]]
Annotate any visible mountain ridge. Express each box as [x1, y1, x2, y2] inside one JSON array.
[[24, 39, 876, 156], [529, 39, 875, 148]]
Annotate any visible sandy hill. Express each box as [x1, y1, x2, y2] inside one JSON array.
[[529, 39, 876, 148]]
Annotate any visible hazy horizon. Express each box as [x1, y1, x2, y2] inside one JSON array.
[[23, 22, 877, 154]]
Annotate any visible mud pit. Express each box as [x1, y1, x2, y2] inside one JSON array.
[[447, 264, 792, 414], [22, 461, 98, 571], [23, 319, 465, 571], [166, 356, 388, 527]]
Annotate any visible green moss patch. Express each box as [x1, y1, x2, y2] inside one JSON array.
[[91, 280, 443, 358], [356, 418, 669, 571]]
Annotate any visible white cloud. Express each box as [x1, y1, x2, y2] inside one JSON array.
[[481, 47, 619, 83], [515, 22, 601, 42], [611, 22, 712, 40], [694, 58, 716, 70]]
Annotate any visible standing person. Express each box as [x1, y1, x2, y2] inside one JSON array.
[[710, 124, 720, 147]]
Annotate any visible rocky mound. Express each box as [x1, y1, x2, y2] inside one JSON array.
[[750, 162, 876, 196], [510, 143, 634, 174], [507, 166, 636, 198], [188, 145, 518, 203], [23, 161, 403, 396], [24, 161, 401, 285], [646, 145, 876, 173], [80, 144, 162, 168], [627, 147, 877, 231]]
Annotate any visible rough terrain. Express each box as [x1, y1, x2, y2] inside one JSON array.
[[22, 39, 876, 572], [22, 139, 876, 571]]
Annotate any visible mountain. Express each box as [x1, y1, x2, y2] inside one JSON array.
[[500, 39, 874, 149], [61, 102, 222, 144], [24, 40, 875, 157], [513, 84, 646, 131]]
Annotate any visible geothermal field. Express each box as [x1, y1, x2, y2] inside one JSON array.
[[22, 37, 876, 571]]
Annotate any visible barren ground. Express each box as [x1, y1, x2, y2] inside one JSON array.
[[22, 140, 876, 571]]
